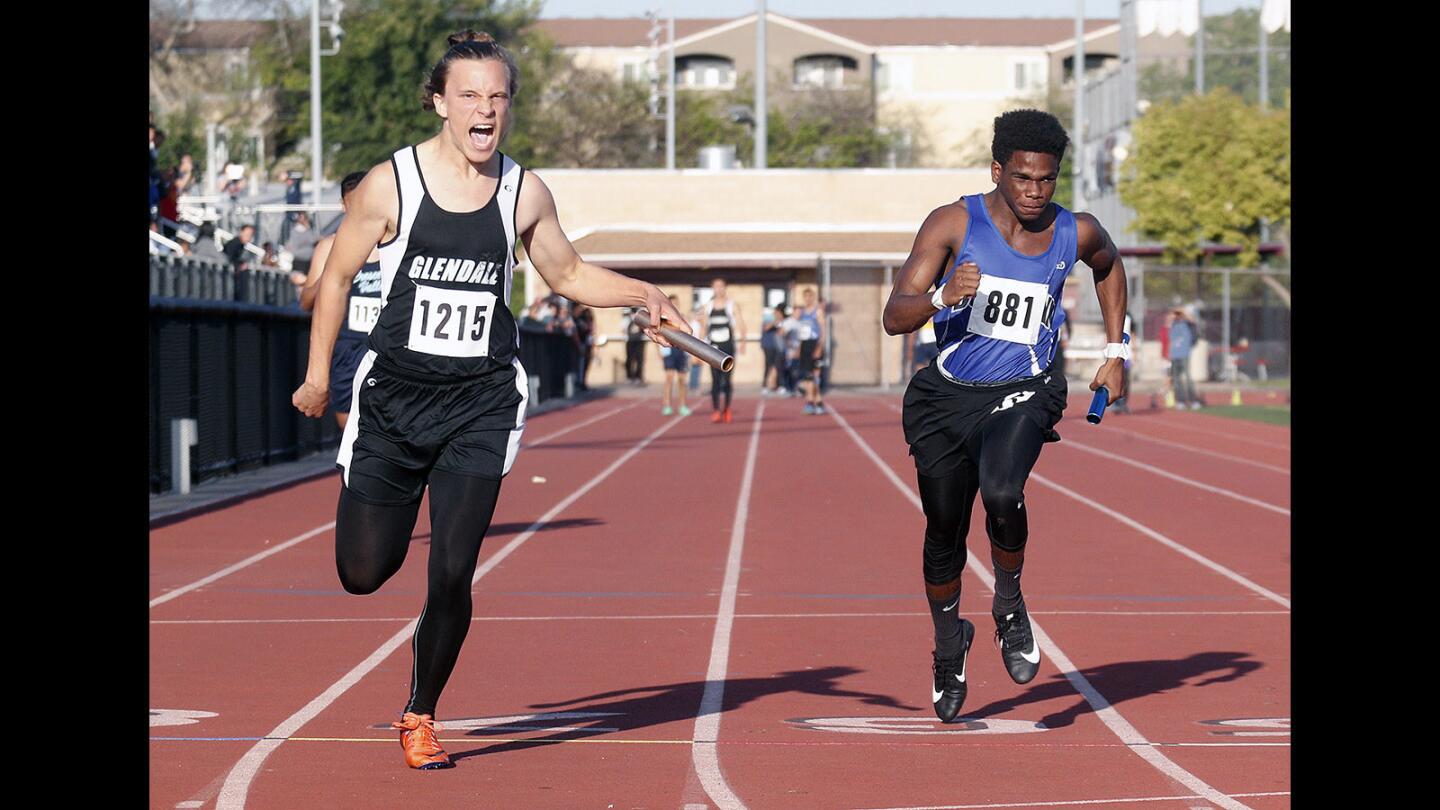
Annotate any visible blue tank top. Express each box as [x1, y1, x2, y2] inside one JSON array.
[[797, 307, 822, 342], [932, 195, 1076, 384]]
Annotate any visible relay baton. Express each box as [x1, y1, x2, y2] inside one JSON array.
[[1085, 332, 1130, 425], [632, 310, 734, 372]]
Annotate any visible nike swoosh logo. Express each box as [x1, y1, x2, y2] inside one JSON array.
[[1019, 644, 1040, 665], [942, 598, 959, 612], [931, 669, 967, 705]]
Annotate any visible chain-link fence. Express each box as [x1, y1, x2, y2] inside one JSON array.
[[1135, 263, 1290, 383]]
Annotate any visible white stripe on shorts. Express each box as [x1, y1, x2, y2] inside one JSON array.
[[335, 350, 377, 488]]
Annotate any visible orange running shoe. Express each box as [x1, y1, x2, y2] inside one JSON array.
[[391, 712, 454, 770], [722, 407, 733, 423], [711, 410, 723, 423]]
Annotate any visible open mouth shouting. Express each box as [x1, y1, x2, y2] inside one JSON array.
[[468, 123, 496, 151]]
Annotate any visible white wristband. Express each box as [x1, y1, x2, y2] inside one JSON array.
[[931, 286, 948, 310], [1102, 342, 1132, 360]]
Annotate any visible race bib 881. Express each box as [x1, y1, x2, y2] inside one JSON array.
[[965, 275, 1051, 346], [408, 285, 497, 357]]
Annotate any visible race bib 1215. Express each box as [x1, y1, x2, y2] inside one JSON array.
[[407, 285, 497, 357]]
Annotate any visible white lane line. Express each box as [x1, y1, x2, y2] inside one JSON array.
[[150, 401, 634, 611], [150, 523, 335, 608], [216, 416, 684, 810], [525, 401, 640, 448], [151, 609, 1290, 625], [829, 404, 1255, 810], [1098, 428, 1289, 475], [853, 791, 1290, 810], [878, 397, 1288, 608], [1054, 441, 1289, 517], [1150, 418, 1289, 451], [1030, 474, 1290, 610], [691, 400, 765, 810]]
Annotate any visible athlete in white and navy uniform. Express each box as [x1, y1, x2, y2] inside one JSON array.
[[882, 110, 1130, 724], [291, 30, 692, 771], [298, 171, 383, 430]]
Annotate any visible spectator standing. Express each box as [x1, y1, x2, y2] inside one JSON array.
[[623, 307, 647, 385], [573, 304, 594, 391], [760, 304, 785, 395], [658, 294, 692, 417], [285, 212, 321, 275], [1168, 306, 1202, 409]]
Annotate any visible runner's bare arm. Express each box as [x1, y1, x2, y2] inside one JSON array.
[[298, 234, 335, 312], [1076, 212, 1128, 401], [292, 163, 395, 417], [884, 203, 977, 335], [517, 172, 689, 343]]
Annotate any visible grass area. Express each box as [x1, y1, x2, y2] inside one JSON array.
[[1200, 404, 1291, 426]]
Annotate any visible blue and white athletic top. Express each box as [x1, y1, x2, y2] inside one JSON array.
[[932, 194, 1077, 385]]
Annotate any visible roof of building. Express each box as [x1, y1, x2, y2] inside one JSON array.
[[153, 20, 274, 51], [534, 15, 1117, 49]]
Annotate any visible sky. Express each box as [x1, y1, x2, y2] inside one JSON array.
[[537, 1, 1260, 19]]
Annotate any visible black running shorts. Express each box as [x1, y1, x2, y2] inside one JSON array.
[[901, 362, 1066, 478], [336, 353, 529, 505]]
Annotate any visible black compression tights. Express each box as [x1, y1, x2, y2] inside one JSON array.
[[917, 412, 1048, 586], [334, 469, 503, 717]]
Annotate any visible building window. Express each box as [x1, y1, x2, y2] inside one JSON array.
[[677, 55, 735, 89], [620, 61, 650, 83], [1011, 58, 1046, 94], [794, 54, 855, 89], [876, 55, 913, 93]]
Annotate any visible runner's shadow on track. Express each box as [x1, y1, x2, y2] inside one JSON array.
[[964, 651, 1261, 729], [410, 518, 605, 545], [447, 666, 921, 761]]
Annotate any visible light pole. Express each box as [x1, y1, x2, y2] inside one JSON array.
[[310, 0, 344, 208], [755, 0, 766, 170]]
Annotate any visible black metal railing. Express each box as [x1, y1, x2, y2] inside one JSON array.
[[150, 254, 299, 307], [149, 297, 341, 494], [150, 288, 587, 494]]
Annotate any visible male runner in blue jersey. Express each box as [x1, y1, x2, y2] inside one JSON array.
[[883, 109, 1129, 722]]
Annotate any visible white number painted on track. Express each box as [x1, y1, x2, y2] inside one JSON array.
[[786, 715, 1048, 735], [991, 390, 1037, 413], [150, 708, 219, 728], [1198, 717, 1290, 736]]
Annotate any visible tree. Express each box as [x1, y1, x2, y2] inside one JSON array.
[[1118, 88, 1289, 267], [1138, 7, 1291, 108], [253, 0, 549, 180], [519, 63, 658, 168]]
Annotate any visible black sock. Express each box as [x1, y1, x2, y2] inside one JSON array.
[[927, 589, 964, 657], [992, 558, 1024, 617]]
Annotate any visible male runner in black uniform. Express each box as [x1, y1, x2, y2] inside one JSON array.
[[292, 31, 689, 769], [883, 110, 1129, 722], [698, 278, 745, 423]]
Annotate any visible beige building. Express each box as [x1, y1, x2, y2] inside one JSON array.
[[533, 13, 1186, 168], [521, 167, 1131, 390]]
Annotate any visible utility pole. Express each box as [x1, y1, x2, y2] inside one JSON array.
[[1194, 0, 1205, 94], [755, 0, 767, 170], [310, 0, 345, 208], [1073, 1, 1084, 211], [667, 8, 676, 170]]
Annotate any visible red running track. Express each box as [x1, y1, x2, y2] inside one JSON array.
[[150, 392, 1290, 809]]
